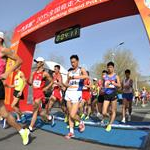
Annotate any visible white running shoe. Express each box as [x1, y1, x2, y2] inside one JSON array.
[[2, 119, 6, 129], [121, 118, 126, 123], [128, 115, 131, 122]]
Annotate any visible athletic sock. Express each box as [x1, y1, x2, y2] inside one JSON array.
[[48, 115, 52, 120], [28, 126, 33, 131], [70, 128, 74, 134], [80, 120, 84, 125], [19, 128, 24, 134]]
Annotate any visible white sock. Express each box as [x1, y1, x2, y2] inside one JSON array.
[[80, 121, 84, 125], [48, 115, 52, 120], [19, 128, 24, 134], [70, 128, 74, 134], [29, 126, 33, 131], [21, 114, 25, 117]]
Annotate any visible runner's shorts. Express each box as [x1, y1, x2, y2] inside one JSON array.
[[52, 88, 62, 101], [65, 90, 82, 103], [91, 95, 98, 102], [122, 93, 133, 101], [104, 91, 117, 101], [33, 89, 45, 103], [0, 80, 5, 100], [82, 90, 91, 101], [98, 94, 104, 103], [13, 90, 24, 99]]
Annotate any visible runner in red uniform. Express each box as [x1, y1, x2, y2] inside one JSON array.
[[45, 65, 65, 120], [80, 71, 91, 120], [28, 57, 53, 131]]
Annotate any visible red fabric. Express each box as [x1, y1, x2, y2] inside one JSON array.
[[53, 73, 62, 88], [98, 79, 102, 87], [52, 87, 62, 101], [33, 89, 45, 103], [84, 78, 90, 86], [82, 90, 91, 101], [33, 71, 45, 102], [33, 71, 45, 89]]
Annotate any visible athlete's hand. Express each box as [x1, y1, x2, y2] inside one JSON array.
[[68, 76, 72, 80], [43, 87, 48, 92], [0, 72, 9, 80], [62, 86, 66, 91], [69, 75, 75, 80], [17, 91, 22, 97], [111, 81, 116, 85], [105, 81, 111, 87]]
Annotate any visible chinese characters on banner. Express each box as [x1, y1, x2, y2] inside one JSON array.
[[17, 0, 109, 37]]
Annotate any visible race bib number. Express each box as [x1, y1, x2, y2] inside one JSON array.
[[14, 80, 19, 86], [33, 80, 41, 88], [69, 80, 78, 86], [105, 81, 115, 88]]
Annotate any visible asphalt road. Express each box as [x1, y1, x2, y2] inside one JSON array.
[[0, 127, 145, 150], [0, 102, 150, 150]]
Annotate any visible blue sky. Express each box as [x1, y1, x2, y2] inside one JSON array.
[[0, 0, 150, 76]]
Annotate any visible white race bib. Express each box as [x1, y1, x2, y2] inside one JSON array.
[[14, 80, 19, 86], [105, 81, 115, 88], [33, 80, 41, 88]]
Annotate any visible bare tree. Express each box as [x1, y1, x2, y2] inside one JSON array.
[[90, 49, 150, 90]]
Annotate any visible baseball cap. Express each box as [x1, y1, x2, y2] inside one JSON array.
[[93, 78, 98, 81], [34, 57, 45, 63], [0, 32, 4, 40]]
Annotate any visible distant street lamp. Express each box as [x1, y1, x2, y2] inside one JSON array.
[[111, 42, 125, 62]]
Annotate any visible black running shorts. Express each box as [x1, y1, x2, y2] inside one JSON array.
[[0, 80, 5, 100]]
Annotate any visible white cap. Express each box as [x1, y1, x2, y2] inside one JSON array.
[[93, 78, 98, 81], [0, 32, 4, 40], [34, 57, 45, 63]]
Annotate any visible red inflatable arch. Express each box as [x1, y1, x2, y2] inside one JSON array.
[[5, 0, 150, 111]]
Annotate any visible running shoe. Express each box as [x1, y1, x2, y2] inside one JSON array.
[[64, 116, 68, 123], [65, 132, 75, 139], [28, 126, 34, 132], [121, 118, 126, 123], [127, 115, 131, 122], [50, 115, 55, 127], [75, 121, 79, 127], [17, 119, 22, 123], [20, 128, 30, 145], [100, 119, 105, 126], [41, 115, 49, 123], [79, 122, 85, 132], [85, 116, 89, 120], [2, 119, 7, 129], [81, 114, 85, 120], [21, 114, 27, 123], [96, 112, 101, 117], [105, 124, 112, 132]]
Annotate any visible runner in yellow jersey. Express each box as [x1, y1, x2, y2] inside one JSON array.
[[7, 66, 26, 122], [91, 78, 99, 116]]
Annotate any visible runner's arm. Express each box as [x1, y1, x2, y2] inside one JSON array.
[[19, 71, 27, 93], [27, 72, 34, 86], [1, 48, 22, 79], [112, 75, 121, 88], [62, 73, 70, 88], [43, 72, 53, 91], [71, 68, 88, 80], [84, 80, 92, 89], [3, 81, 15, 88]]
